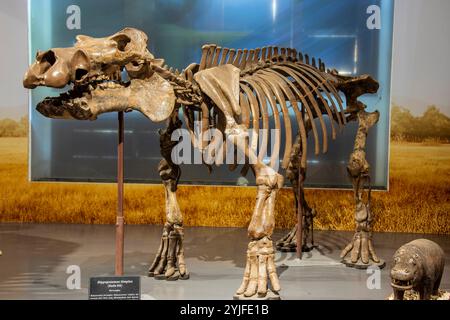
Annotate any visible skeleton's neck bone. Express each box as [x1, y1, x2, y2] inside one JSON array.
[[152, 64, 202, 106]]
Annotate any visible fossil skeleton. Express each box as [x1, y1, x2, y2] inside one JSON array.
[[24, 28, 382, 299]]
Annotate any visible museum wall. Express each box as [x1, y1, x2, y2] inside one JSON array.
[[0, 0, 28, 121], [0, 0, 448, 234]]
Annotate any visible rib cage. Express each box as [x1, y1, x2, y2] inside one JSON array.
[[186, 44, 347, 170]]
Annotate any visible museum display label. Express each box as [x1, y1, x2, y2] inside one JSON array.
[[89, 276, 140, 300]]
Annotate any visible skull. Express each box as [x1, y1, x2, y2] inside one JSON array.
[[23, 27, 175, 122]]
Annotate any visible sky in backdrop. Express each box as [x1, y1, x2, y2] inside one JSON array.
[[0, 0, 449, 120]]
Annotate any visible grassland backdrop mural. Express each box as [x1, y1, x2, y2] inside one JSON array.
[[0, 105, 448, 234]]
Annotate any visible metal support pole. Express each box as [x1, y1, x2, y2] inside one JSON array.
[[296, 169, 304, 259], [115, 111, 125, 276]]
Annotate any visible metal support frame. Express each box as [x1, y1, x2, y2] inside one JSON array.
[[115, 111, 125, 276]]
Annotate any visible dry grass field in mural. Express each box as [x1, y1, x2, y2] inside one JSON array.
[[0, 137, 449, 234]]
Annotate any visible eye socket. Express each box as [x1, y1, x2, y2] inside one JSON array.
[[75, 68, 88, 81], [111, 34, 131, 52]]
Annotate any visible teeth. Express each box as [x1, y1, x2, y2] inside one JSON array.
[[73, 96, 88, 106], [97, 81, 122, 89], [392, 279, 412, 286]]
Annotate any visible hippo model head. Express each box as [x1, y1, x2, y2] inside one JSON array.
[[23, 27, 175, 122], [390, 247, 422, 291]]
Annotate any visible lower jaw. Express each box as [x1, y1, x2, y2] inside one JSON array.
[[36, 101, 93, 120]]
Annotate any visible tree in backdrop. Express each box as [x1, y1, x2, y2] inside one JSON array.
[[391, 105, 450, 142], [0, 116, 28, 137]]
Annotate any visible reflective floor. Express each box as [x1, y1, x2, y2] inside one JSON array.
[[0, 223, 449, 300]]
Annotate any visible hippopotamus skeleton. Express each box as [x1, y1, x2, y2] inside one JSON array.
[[23, 28, 381, 299]]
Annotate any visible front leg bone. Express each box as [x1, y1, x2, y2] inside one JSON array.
[[235, 166, 283, 300], [148, 113, 190, 281]]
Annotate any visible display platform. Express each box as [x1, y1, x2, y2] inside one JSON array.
[[0, 224, 448, 300]]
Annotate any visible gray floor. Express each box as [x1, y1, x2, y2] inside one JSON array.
[[0, 223, 448, 300]]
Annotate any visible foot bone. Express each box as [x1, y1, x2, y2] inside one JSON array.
[[236, 237, 280, 298], [148, 223, 189, 280]]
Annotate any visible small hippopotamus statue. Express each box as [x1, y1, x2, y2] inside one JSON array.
[[390, 239, 445, 300]]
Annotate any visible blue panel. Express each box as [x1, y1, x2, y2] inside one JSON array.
[[28, 0, 393, 188]]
